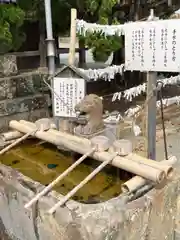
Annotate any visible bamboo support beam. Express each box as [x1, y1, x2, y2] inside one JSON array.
[[24, 147, 96, 209], [19, 120, 91, 146], [2, 120, 89, 145], [9, 120, 166, 183], [48, 153, 116, 214]]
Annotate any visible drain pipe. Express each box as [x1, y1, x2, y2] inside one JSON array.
[[44, 0, 55, 75]]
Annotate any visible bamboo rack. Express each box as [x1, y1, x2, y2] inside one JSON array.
[[6, 119, 177, 214], [9, 120, 167, 184]]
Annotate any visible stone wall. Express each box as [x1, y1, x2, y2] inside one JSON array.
[[0, 69, 50, 131], [0, 54, 50, 131], [0, 55, 17, 77]]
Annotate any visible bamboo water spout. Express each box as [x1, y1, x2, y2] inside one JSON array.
[[9, 120, 166, 183], [126, 153, 173, 178], [110, 140, 173, 179], [122, 156, 177, 193]]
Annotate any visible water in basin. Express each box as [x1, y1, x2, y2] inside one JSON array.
[[0, 139, 132, 203]]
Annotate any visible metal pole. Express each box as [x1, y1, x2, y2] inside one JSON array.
[[44, 0, 55, 75], [168, 0, 172, 6], [146, 72, 157, 160], [44, 0, 57, 124], [146, 9, 158, 160]]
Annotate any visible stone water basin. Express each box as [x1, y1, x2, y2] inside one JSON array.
[[0, 139, 131, 204], [0, 138, 179, 240]]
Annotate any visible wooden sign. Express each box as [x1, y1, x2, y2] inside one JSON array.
[[125, 19, 180, 72], [53, 77, 85, 118]]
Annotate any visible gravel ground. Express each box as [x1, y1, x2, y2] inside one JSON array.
[[123, 105, 180, 162], [156, 127, 180, 161]]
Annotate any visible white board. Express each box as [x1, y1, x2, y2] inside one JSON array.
[[53, 77, 85, 118], [125, 19, 180, 72]]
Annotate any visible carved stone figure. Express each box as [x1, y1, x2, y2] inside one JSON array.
[[74, 94, 104, 137]]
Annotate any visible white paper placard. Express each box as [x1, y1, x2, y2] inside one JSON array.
[[53, 77, 85, 117], [125, 19, 180, 72]]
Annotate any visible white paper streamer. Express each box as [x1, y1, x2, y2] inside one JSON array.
[[79, 64, 124, 81], [133, 124, 142, 136], [112, 74, 180, 102], [123, 83, 146, 101], [125, 96, 180, 118], [104, 113, 123, 124], [76, 19, 125, 37], [156, 96, 180, 108], [161, 75, 180, 86], [125, 105, 142, 118]]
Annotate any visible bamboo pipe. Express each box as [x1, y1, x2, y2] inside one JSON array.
[[19, 120, 91, 146], [126, 153, 173, 178], [1, 122, 43, 141], [2, 119, 53, 141], [48, 153, 116, 214], [121, 156, 177, 193], [4, 119, 89, 146], [1, 131, 23, 141], [0, 139, 20, 149], [0, 129, 37, 155], [24, 147, 96, 209], [9, 120, 165, 183], [4, 139, 21, 145], [49, 129, 90, 145]]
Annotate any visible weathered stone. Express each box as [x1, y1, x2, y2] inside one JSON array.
[[0, 55, 17, 77], [0, 94, 50, 117], [0, 70, 50, 130], [0, 109, 50, 132], [0, 72, 49, 101], [74, 94, 105, 136], [35, 118, 52, 131], [0, 164, 179, 240]]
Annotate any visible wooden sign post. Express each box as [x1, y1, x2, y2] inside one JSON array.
[[53, 9, 82, 135], [68, 8, 77, 66], [124, 14, 180, 160], [52, 65, 88, 134], [145, 10, 158, 160]]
